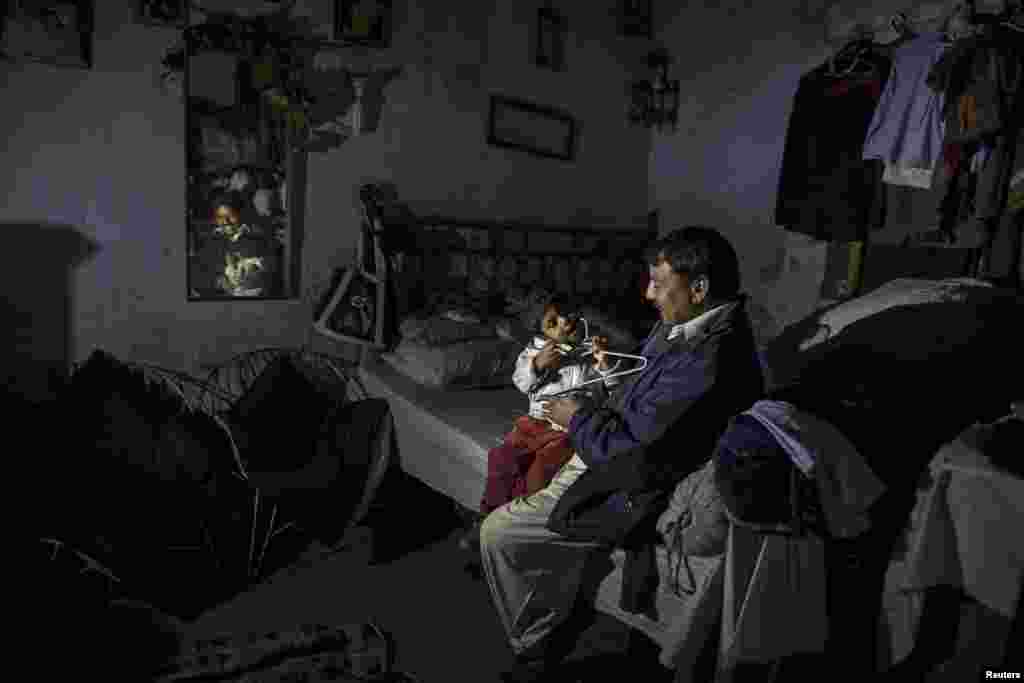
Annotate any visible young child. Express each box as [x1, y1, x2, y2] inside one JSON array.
[[460, 295, 614, 550]]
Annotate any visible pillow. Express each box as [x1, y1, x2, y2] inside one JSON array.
[[494, 315, 533, 344], [399, 313, 497, 346], [67, 350, 180, 474], [577, 306, 641, 350], [228, 357, 333, 471], [384, 337, 521, 389]]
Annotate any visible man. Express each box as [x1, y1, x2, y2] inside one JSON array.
[[479, 226, 765, 682]]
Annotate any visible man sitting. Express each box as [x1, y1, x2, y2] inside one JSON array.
[[479, 226, 766, 682]]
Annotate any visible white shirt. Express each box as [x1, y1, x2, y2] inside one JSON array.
[[513, 336, 614, 419], [665, 302, 731, 342]]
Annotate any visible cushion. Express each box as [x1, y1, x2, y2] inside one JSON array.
[[229, 357, 333, 471], [66, 350, 181, 476], [383, 337, 521, 389], [576, 305, 641, 350], [398, 313, 497, 346]]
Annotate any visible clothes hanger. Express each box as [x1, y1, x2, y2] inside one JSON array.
[[536, 316, 650, 401]]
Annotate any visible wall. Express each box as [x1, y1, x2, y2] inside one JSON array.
[[646, 0, 980, 334], [0, 0, 650, 380]]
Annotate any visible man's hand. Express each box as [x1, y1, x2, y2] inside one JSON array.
[[591, 336, 610, 371], [533, 340, 562, 372], [542, 397, 581, 428]]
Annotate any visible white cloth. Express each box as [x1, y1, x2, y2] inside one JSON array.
[[902, 422, 1024, 619], [883, 161, 935, 189], [744, 400, 887, 539]]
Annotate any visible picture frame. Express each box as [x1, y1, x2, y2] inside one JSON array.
[[487, 95, 576, 162], [135, 0, 187, 28], [618, 0, 652, 39], [534, 5, 566, 71], [0, 0, 94, 69], [333, 0, 391, 47], [313, 266, 387, 348]]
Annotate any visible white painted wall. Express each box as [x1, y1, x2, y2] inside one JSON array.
[[1, 0, 650, 386]]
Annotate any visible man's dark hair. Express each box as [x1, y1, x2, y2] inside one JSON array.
[[645, 225, 741, 300]]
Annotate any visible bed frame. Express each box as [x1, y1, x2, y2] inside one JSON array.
[[315, 184, 657, 351], [327, 185, 656, 509]]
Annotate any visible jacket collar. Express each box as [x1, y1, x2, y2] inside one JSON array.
[[654, 294, 748, 349]]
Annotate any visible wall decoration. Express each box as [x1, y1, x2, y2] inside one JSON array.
[[534, 4, 566, 71], [487, 95, 576, 162], [0, 0, 94, 69], [333, 0, 391, 47], [135, 0, 187, 28], [618, 0, 652, 39]]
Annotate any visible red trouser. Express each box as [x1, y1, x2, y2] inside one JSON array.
[[479, 416, 575, 514]]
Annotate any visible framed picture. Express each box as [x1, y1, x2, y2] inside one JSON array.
[[618, 0, 652, 39], [487, 95, 576, 162], [333, 0, 391, 47], [534, 5, 566, 71], [313, 267, 387, 348], [0, 0, 94, 69], [135, 0, 186, 28]]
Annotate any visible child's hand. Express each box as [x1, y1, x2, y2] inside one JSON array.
[[533, 340, 562, 371], [592, 336, 610, 371]]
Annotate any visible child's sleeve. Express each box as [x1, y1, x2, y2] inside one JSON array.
[[513, 342, 540, 394]]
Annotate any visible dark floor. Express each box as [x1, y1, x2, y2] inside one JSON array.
[[187, 466, 673, 683]]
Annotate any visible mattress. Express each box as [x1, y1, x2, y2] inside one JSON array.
[[359, 357, 526, 511]]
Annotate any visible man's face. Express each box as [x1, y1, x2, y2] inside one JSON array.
[[645, 259, 706, 323]]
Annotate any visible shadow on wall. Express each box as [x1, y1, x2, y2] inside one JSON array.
[[0, 222, 100, 402]]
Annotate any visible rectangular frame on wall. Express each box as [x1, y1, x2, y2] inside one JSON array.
[[0, 0, 94, 69], [487, 95, 577, 162]]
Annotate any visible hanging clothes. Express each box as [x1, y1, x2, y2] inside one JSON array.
[[863, 33, 949, 190], [774, 50, 891, 242], [926, 23, 1024, 242]]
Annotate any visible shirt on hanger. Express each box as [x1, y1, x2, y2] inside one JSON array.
[[863, 33, 949, 181], [774, 55, 891, 242]]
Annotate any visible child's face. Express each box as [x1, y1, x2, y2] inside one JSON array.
[[541, 307, 576, 344]]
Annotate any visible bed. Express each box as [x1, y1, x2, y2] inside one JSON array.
[[354, 212, 658, 511], [347, 207, 831, 680]]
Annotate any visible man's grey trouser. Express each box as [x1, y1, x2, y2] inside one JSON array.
[[479, 454, 605, 657]]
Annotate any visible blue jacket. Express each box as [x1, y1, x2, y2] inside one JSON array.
[[568, 296, 765, 495], [556, 297, 765, 613]]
